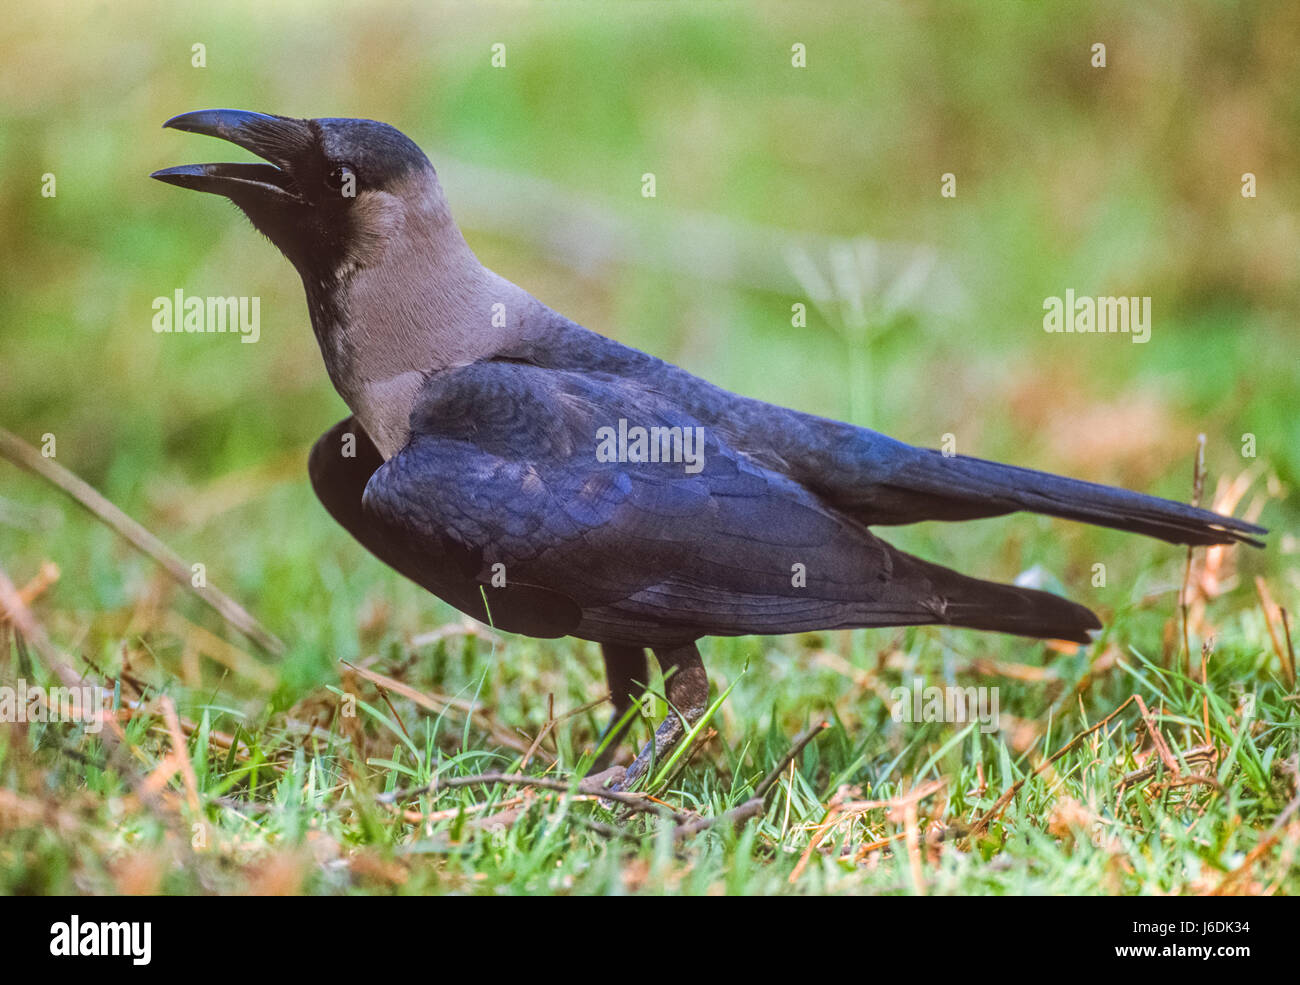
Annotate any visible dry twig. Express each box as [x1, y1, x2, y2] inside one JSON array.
[[0, 427, 283, 655]]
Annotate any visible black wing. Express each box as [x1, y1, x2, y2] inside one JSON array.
[[359, 361, 1101, 646], [504, 318, 1266, 547], [309, 415, 581, 638]]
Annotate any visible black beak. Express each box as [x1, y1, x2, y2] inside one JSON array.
[[151, 109, 313, 203]]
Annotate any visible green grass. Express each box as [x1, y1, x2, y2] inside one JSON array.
[[1, 573, 1296, 895], [1, 0, 1297, 895]]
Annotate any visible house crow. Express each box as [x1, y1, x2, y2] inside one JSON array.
[[152, 110, 1265, 786]]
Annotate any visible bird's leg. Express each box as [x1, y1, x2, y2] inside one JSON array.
[[588, 644, 648, 774], [613, 642, 709, 791]]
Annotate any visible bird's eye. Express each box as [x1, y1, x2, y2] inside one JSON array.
[[325, 164, 356, 196]]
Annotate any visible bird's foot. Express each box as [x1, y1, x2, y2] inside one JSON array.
[[607, 705, 704, 793]]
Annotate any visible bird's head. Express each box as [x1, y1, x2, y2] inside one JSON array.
[[152, 109, 445, 281]]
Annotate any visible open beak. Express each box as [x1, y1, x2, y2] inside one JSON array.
[[151, 109, 312, 203]]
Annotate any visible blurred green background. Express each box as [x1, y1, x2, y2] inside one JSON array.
[[1, 0, 1296, 700]]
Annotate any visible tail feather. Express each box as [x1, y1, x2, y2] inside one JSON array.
[[877, 450, 1266, 547], [883, 546, 1103, 644]]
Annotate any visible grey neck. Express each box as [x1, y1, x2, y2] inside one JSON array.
[[302, 213, 537, 460]]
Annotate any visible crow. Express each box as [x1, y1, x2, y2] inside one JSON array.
[[153, 110, 1265, 786]]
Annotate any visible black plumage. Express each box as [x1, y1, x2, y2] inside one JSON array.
[[154, 110, 1266, 784]]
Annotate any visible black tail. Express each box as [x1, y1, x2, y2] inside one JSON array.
[[882, 546, 1103, 644], [872, 449, 1266, 547]]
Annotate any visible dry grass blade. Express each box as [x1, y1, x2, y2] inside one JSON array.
[[0, 564, 86, 692], [1134, 695, 1180, 775], [409, 621, 502, 649], [13, 561, 60, 608], [1255, 577, 1296, 688], [1284, 609, 1297, 691], [901, 798, 925, 894], [1179, 434, 1207, 675], [0, 788, 90, 838], [435, 771, 683, 819], [672, 797, 764, 839], [790, 778, 946, 883], [159, 696, 202, 813], [0, 563, 183, 827], [520, 693, 556, 773], [163, 612, 277, 690], [1119, 744, 1218, 792], [0, 427, 284, 655], [754, 720, 830, 800], [970, 696, 1136, 838], [341, 659, 542, 760]]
